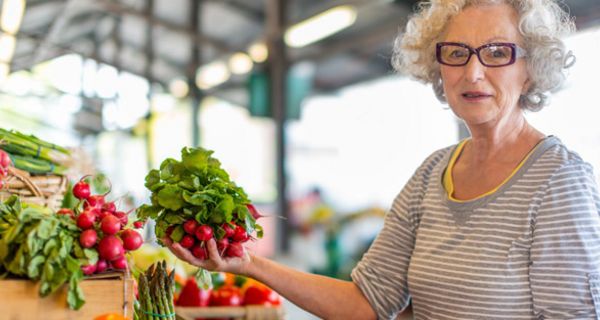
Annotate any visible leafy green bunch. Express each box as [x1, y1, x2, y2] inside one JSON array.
[[0, 196, 98, 310], [137, 147, 263, 246]]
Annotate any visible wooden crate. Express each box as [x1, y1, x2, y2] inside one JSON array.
[[176, 306, 284, 320], [0, 272, 135, 320]]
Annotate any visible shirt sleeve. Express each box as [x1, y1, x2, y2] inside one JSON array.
[[530, 160, 600, 319], [351, 168, 424, 320]]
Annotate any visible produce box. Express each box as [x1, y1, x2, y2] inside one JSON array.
[[0, 272, 135, 320], [176, 306, 284, 320]]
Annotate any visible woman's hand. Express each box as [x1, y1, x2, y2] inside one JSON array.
[[163, 237, 252, 275]]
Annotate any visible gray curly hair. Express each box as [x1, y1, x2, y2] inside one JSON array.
[[392, 0, 576, 111]]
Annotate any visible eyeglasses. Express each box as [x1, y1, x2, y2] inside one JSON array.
[[436, 42, 527, 67]]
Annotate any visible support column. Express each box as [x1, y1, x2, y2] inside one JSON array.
[[266, 0, 290, 253], [189, 0, 203, 147]]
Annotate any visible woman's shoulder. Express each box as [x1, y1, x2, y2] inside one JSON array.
[[419, 144, 457, 170], [533, 136, 596, 184], [537, 136, 593, 171]]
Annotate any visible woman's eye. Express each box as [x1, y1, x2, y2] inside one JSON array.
[[449, 50, 467, 58]]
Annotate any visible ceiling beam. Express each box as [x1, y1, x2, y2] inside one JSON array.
[[291, 18, 401, 63], [94, 0, 237, 54], [205, 0, 264, 23], [12, 31, 167, 87]]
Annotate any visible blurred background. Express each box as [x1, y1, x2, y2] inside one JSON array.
[[0, 0, 599, 318]]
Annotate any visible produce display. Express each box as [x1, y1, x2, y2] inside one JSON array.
[[135, 261, 176, 320], [137, 147, 263, 262], [0, 174, 144, 310], [176, 272, 281, 308]]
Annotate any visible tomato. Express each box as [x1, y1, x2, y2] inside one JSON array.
[[177, 278, 211, 307], [243, 285, 281, 306], [209, 285, 243, 307]]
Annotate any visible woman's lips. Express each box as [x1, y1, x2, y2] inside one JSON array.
[[461, 91, 492, 102]]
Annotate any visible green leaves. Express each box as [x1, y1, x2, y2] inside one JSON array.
[[181, 147, 211, 175], [157, 185, 185, 211], [0, 196, 86, 309]]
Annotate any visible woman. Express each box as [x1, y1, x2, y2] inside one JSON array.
[[166, 0, 600, 318]]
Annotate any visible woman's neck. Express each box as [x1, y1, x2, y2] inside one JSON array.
[[464, 114, 544, 165]]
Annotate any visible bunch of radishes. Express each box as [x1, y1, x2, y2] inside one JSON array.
[[172, 204, 263, 260], [0, 149, 11, 188], [58, 176, 145, 275]]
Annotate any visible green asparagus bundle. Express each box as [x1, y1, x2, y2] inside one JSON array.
[[136, 260, 176, 320], [0, 128, 70, 175]]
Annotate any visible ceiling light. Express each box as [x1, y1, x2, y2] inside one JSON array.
[[284, 5, 357, 48], [195, 60, 230, 90], [169, 78, 189, 98], [248, 42, 268, 63], [1, 0, 26, 35], [228, 52, 253, 75], [0, 33, 16, 62]]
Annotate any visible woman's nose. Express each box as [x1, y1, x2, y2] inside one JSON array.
[[463, 54, 486, 83]]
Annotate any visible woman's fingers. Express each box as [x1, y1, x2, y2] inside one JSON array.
[[205, 238, 223, 264]]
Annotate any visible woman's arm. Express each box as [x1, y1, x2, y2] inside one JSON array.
[[165, 238, 376, 320], [530, 161, 600, 318]]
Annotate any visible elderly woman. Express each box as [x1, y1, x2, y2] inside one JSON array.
[[166, 0, 600, 319]]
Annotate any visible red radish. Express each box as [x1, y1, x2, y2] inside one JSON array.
[[216, 238, 230, 255], [121, 229, 143, 251], [111, 256, 128, 269], [101, 215, 121, 235], [97, 210, 111, 221], [0, 150, 11, 168], [57, 208, 74, 218], [191, 244, 208, 260], [195, 225, 213, 241], [73, 180, 91, 200], [77, 212, 96, 230], [232, 225, 249, 242], [84, 195, 105, 209], [81, 263, 97, 275], [98, 235, 125, 261], [222, 224, 235, 238], [180, 234, 195, 248], [166, 226, 175, 237], [79, 229, 98, 248], [246, 204, 264, 220], [102, 201, 116, 213], [96, 259, 108, 273], [113, 211, 128, 227], [183, 219, 199, 234], [133, 220, 146, 229], [226, 242, 244, 258]]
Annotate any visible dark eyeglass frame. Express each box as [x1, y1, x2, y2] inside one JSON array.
[[435, 42, 527, 67]]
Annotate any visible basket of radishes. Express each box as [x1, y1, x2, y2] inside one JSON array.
[[136, 147, 263, 262]]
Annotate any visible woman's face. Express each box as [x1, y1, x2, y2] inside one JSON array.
[[440, 4, 530, 127]]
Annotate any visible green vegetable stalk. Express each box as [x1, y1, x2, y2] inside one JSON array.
[[0, 128, 71, 175], [136, 261, 175, 320]]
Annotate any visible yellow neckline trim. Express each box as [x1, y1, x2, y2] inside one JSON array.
[[443, 138, 539, 202]]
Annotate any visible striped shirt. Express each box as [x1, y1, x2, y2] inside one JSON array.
[[351, 136, 600, 319]]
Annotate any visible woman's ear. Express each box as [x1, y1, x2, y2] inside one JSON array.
[[522, 77, 531, 95]]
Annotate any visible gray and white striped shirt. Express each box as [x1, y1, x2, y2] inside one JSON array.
[[352, 136, 600, 319]]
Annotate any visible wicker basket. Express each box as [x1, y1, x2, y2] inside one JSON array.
[[0, 166, 68, 211]]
